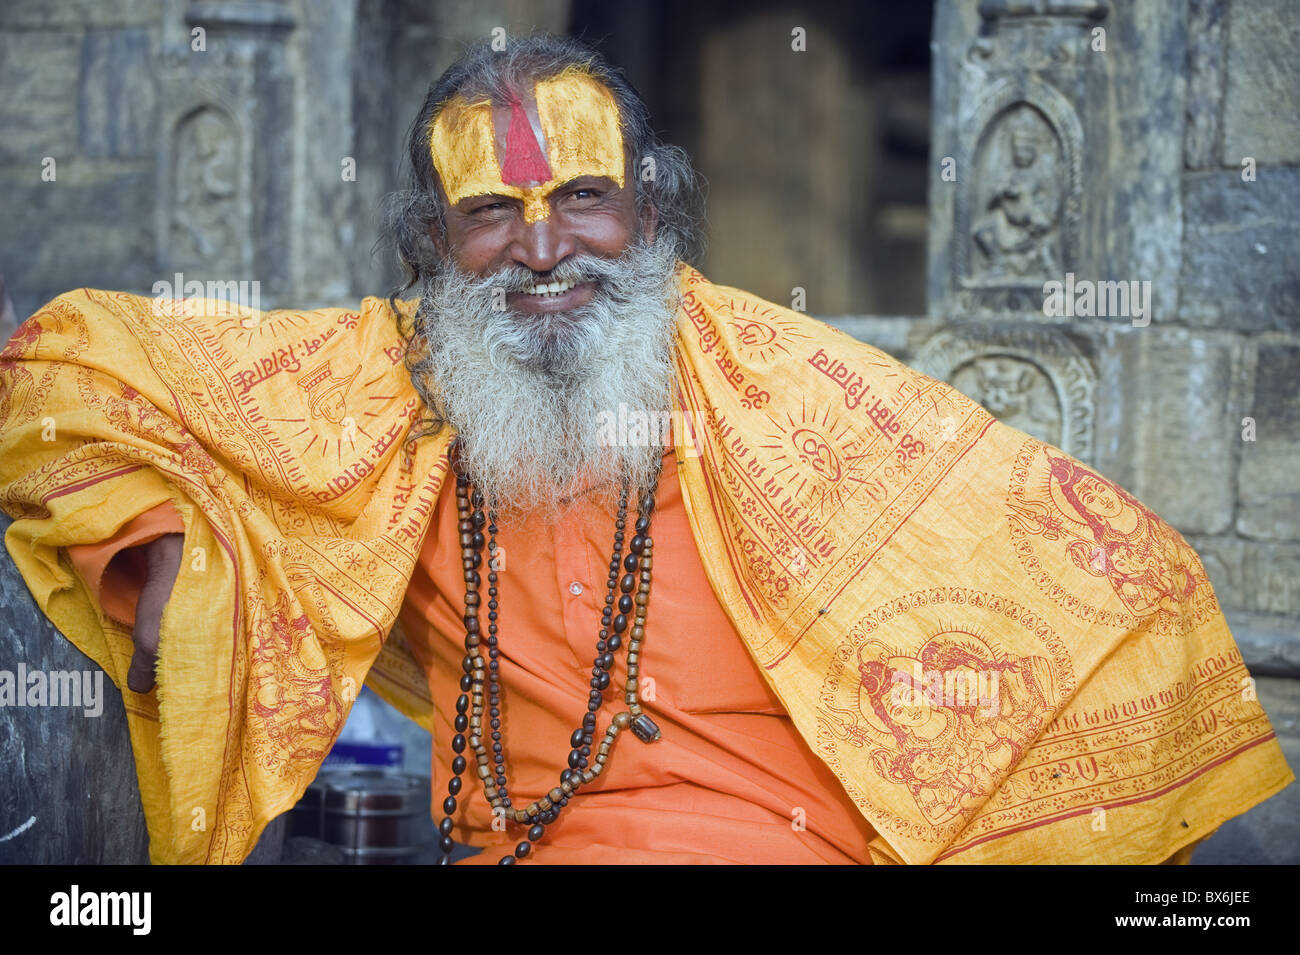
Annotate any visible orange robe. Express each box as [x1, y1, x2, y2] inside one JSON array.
[[70, 448, 883, 864]]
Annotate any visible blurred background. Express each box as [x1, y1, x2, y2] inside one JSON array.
[[1, 0, 1297, 863]]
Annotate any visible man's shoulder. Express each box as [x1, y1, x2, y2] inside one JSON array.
[[674, 265, 917, 375], [17, 288, 413, 328]]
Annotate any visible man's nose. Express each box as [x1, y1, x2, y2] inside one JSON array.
[[508, 215, 576, 274]]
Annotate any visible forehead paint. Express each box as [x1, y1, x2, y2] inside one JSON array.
[[498, 88, 552, 186], [430, 69, 625, 224]]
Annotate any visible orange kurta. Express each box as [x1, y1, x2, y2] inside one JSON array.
[[69, 450, 882, 864], [403, 447, 879, 864]]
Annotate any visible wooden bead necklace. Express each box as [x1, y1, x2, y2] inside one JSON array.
[[437, 439, 662, 864]]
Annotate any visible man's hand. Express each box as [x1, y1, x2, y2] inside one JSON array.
[[127, 533, 184, 693]]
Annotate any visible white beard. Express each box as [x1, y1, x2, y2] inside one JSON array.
[[406, 233, 682, 520]]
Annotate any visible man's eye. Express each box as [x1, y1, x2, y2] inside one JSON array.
[[471, 201, 510, 215], [569, 188, 602, 201]]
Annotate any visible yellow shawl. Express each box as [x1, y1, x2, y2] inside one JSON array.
[[0, 268, 1291, 863]]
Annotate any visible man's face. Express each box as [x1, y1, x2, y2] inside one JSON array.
[[409, 71, 681, 517], [430, 73, 653, 315]]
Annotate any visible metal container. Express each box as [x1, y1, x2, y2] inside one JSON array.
[[290, 767, 430, 865]]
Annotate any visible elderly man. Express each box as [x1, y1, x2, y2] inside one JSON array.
[[0, 34, 1291, 865]]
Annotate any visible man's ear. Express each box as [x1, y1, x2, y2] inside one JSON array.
[[430, 224, 449, 259], [638, 200, 659, 245], [430, 180, 453, 259]]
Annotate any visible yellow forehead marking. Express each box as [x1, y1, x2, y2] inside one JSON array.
[[430, 70, 625, 224]]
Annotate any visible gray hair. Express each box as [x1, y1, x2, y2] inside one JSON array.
[[381, 32, 706, 310]]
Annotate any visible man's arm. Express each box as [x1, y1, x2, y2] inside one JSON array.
[[65, 505, 184, 693]]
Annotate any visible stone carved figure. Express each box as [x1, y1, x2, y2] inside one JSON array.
[[914, 327, 1095, 461], [971, 105, 1063, 281], [950, 355, 1062, 447], [171, 106, 240, 267]]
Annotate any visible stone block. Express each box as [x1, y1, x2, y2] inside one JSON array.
[[0, 274, 17, 344], [0, 514, 150, 864], [1244, 541, 1300, 618], [1214, 539, 1300, 617], [1222, 0, 1300, 166], [0, 513, 290, 863], [0, 0, 164, 29], [295, 0, 362, 307], [0, 161, 157, 306], [1096, 328, 1237, 535], [1222, 609, 1300, 677], [1184, 0, 1227, 170], [1181, 169, 1300, 329], [1238, 343, 1300, 540], [0, 31, 82, 163], [78, 29, 158, 159]]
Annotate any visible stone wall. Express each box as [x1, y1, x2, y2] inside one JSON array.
[[0, 0, 934, 331], [576, 0, 933, 315], [0, 0, 575, 868]]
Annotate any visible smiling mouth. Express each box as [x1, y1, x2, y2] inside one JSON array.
[[507, 278, 598, 314], [522, 277, 579, 297]]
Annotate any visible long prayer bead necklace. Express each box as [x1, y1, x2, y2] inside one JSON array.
[[437, 440, 663, 864]]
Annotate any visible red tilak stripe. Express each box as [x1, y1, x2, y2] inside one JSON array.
[[499, 97, 551, 185]]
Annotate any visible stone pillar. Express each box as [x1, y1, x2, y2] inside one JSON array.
[[922, 0, 1300, 655], [924, 0, 1226, 513], [928, 0, 1184, 321], [155, 0, 298, 303], [0, 0, 165, 326]]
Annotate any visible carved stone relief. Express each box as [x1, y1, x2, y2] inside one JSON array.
[[913, 324, 1096, 460], [969, 104, 1064, 283], [953, 77, 1085, 313], [170, 104, 241, 269], [951, 354, 1062, 445]]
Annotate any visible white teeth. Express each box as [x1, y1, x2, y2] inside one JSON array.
[[524, 278, 576, 297]]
